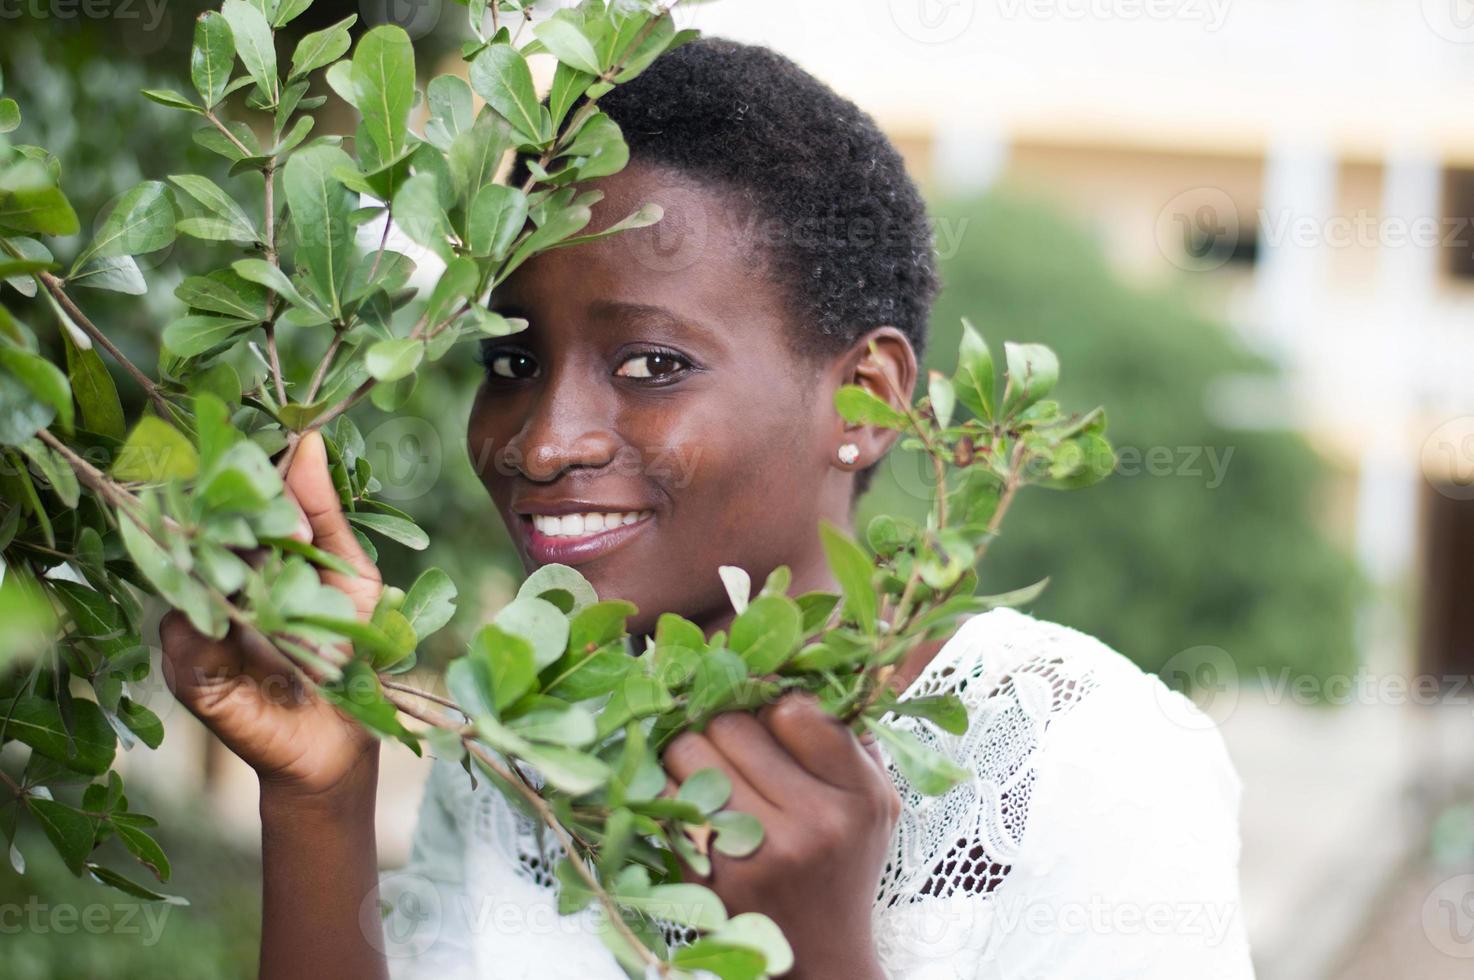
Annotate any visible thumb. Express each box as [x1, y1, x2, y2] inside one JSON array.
[[284, 431, 382, 617]]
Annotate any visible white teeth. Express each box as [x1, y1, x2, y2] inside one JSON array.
[[532, 511, 652, 538]]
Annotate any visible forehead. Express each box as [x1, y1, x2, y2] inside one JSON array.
[[494, 163, 789, 332]]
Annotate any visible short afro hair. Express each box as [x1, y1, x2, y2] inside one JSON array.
[[519, 37, 940, 363]]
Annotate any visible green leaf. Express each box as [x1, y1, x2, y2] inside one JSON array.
[[709, 913, 793, 975], [0, 373, 54, 447], [729, 594, 802, 674], [289, 14, 354, 80], [818, 522, 877, 635], [283, 144, 358, 317], [76, 181, 175, 266], [62, 332, 124, 440], [710, 811, 764, 859], [176, 269, 270, 321], [677, 768, 731, 815], [567, 599, 635, 655], [534, 15, 602, 75], [118, 503, 222, 637], [221, 0, 278, 104], [169, 174, 260, 244], [448, 114, 514, 204], [928, 371, 956, 429], [392, 172, 454, 261], [0, 98, 19, 134], [231, 258, 321, 313], [469, 623, 536, 714], [113, 417, 200, 482], [7, 697, 117, 775], [364, 337, 424, 383], [344, 510, 428, 550], [401, 568, 457, 638], [272, 0, 312, 28], [494, 595, 571, 670], [28, 798, 94, 874], [1002, 341, 1060, 416], [0, 346, 72, 434], [0, 159, 78, 236], [85, 864, 189, 904], [352, 24, 415, 162], [670, 940, 765, 980], [954, 318, 995, 421], [469, 43, 544, 143], [163, 314, 256, 358], [191, 11, 236, 108], [424, 74, 473, 151], [49, 580, 118, 636], [863, 720, 970, 796], [140, 89, 202, 114], [834, 384, 906, 429], [887, 693, 968, 735], [466, 184, 528, 259], [616, 883, 727, 931], [118, 697, 165, 750], [69, 255, 146, 295], [114, 822, 170, 881], [517, 563, 597, 615]]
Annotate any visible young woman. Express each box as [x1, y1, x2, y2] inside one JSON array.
[[160, 39, 1254, 980]]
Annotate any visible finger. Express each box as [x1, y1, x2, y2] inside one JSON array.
[[284, 431, 381, 616], [760, 692, 883, 793], [704, 711, 821, 809], [159, 610, 241, 703], [282, 483, 312, 545], [661, 732, 779, 819]]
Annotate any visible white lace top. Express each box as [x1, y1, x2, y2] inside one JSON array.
[[380, 608, 1256, 978]]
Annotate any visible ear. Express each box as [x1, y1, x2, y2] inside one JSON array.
[[828, 326, 919, 473]]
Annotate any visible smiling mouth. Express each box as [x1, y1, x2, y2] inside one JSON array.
[[519, 510, 656, 565]]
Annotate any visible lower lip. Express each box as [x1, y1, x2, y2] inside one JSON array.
[[520, 514, 654, 566]]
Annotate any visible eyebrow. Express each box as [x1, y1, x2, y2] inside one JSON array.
[[586, 300, 718, 342]]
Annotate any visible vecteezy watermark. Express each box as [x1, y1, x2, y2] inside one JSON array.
[[1154, 645, 1240, 730], [360, 0, 442, 40], [995, 0, 1231, 30], [1113, 444, 1234, 489], [1423, 873, 1474, 958], [363, 416, 444, 503], [888, 0, 977, 44], [0, 0, 167, 30], [0, 896, 173, 944], [1155, 187, 1474, 272], [1423, 0, 1474, 43], [1422, 417, 1474, 502]]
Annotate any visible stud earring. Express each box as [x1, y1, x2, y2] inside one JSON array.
[[837, 443, 860, 465]]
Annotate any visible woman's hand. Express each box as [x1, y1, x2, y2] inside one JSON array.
[[662, 692, 901, 980], [158, 430, 383, 804]]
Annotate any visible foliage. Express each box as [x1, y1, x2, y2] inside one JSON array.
[[863, 192, 1362, 686], [0, 3, 1114, 976]]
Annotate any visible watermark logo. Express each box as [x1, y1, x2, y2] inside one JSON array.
[[360, 0, 442, 40], [1155, 187, 1241, 272], [1423, 0, 1474, 43], [1154, 645, 1239, 729], [1423, 873, 1474, 957], [1422, 417, 1474, 501], [888, 0, 976, 44]]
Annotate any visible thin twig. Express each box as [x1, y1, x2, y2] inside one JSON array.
[[383, 690, 666, 972], [39, 273, 174, 420]]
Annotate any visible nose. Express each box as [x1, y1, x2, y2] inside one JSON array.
[[499, 371, 622, 482]]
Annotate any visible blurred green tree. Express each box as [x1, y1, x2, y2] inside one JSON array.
[[862, 191, 1363, 685]]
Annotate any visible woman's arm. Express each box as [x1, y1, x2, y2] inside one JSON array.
[[258, 759, 387, 980]]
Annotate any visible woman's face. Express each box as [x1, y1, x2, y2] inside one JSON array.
[[466, 162, 863, 635]]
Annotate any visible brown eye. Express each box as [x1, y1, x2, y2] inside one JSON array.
[[488, 351, 539, 380], [616, 352, 688, 379]]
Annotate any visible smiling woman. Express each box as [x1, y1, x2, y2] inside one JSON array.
[[365, 37, 1257, 980]]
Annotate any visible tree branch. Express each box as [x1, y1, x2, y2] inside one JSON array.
[[39, 273, 174, 421]]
